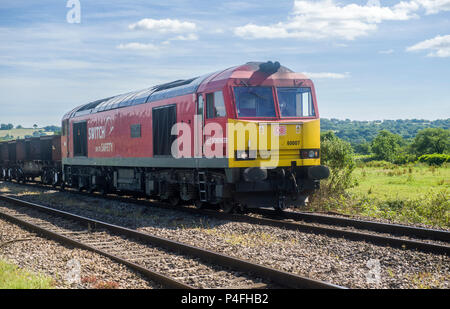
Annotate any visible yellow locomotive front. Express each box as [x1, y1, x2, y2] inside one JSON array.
[[222, 63, 329, 210]]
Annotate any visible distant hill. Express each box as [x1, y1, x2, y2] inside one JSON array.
[[321, 118, 450, 146]]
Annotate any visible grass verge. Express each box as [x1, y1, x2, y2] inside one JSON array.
[[0, 259, 54, 289], [308, 163, 449, 229]]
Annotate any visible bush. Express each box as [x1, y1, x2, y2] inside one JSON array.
[[364, 160, 396, 169], [392, 152, 416, 165], [308, 132, 356, 210], [418, 153, 450, 166], [371, 189, 449, 227]]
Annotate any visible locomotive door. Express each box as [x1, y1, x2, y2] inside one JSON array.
[[203, 91, 227, 158], [73, 121, 87, 157], [152, 105, 177, 156], [195, 94, 205, 157], [62, 119, 69, 157]]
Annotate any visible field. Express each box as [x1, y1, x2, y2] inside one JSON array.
[[309, 162, 449, 229], [0, 128, 55, 140], [0, 259, 53, 289], [350, 162, 450, 200]]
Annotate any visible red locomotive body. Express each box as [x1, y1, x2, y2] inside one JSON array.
[[60, 62, 329, 211]]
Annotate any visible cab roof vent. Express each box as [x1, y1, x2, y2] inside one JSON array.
[[258, 61, 281, 74]]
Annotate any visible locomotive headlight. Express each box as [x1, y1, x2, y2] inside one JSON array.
[[235, 150, 256, 161], [300, 149, 320, 159], [239, 151, 248, 159]]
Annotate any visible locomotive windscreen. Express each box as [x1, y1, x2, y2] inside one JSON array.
[[152, 105, 177, 156], [234, 86, 276, 118]]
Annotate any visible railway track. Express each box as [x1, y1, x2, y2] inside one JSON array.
[[0, 193, 344, 289], [2, 180, 450, 256]]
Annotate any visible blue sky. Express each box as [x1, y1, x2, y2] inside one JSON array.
[[0, 0, 449, 127]]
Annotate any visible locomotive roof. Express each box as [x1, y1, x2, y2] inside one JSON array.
[[63, 62, 299, 120]]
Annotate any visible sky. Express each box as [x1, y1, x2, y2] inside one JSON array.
[[0, 0, 449, 127]]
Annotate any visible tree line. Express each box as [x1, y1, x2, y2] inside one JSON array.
[[321, 118, 449, 150], [322, 127, 449, 166]]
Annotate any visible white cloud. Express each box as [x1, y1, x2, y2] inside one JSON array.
[[117, 42, 161, 51], [234, 0, 450, 41], [301, 72, 350, 79], [415, 0, 450, 14], [171, 33, 199, 41], [234, 0, 420, 41], [406, 34, 450, 57], [128, 18, 197, 34], [379, 49, 394, 54]]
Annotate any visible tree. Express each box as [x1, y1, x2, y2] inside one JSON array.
[[412, 128, 450, 156], [320, 131, 355, 192], [33, 124, 38, 129], [16, 125, 23, 129], [354, 142, 371, 155], [371, 130, 404, 162]]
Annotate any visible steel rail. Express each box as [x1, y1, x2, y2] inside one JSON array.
[[0, 206, 193, 289], [80, 192, 450, 255], [2, 180, 449, 256], [0, 194, 344, 289], [79, 197, 450, 255], [252, 208, 450, 242]]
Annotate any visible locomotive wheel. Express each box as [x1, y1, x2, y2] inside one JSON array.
[[220, 201, 235, 214], [274, 196, 287, 212], [97, 185, 107, 195], [52, 172, 58, 188], [168, 196, 180, 206], [194, 200, 205, 209]]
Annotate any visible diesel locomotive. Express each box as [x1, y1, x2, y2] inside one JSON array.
[[1, 62, 329, 212]]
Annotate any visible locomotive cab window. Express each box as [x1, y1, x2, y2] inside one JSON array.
[[234, 87, 276, 118], [206, 91, 226, 119], [277, 87, 315, 117], [197, 94, 204, 118]]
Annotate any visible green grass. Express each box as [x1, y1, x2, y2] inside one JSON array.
[[350, 163, 450, 200], [348, 163, 449, 228], [0, 259, 54, 289], [308, 162, 449, 228]]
